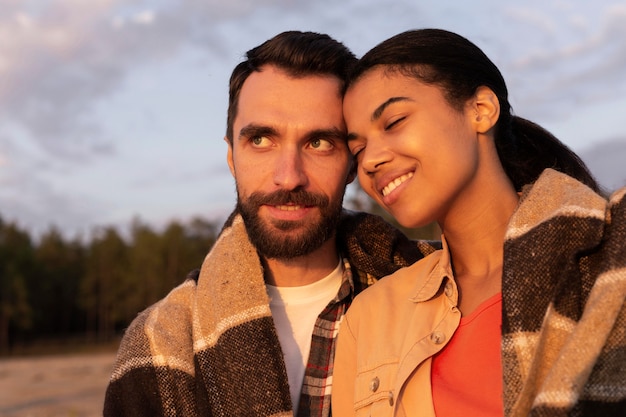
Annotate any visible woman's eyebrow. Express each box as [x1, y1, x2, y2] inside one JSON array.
[[371, 96, 413, 121]]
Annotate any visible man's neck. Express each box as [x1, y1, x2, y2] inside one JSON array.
[[263, 238, 340, 287]]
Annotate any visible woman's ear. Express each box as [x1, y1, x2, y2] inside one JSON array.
[[472, 86, 500, 134]]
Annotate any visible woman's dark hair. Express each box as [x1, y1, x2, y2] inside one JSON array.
[[348, 29, 599, 192], [226, 31, 356, 143]]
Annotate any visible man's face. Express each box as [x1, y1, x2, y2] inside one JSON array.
[[226, 65, 353, 259]]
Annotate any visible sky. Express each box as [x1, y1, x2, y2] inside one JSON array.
[[1, 0, 625, 239]]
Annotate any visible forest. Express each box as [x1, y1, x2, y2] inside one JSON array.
[[0, 195, 439, 356], [0, 216, 219, 355]]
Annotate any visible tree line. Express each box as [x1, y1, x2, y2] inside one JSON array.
[[0, 216, 219, 355]]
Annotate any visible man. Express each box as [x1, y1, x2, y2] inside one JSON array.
[[103, 31, 438, 417]]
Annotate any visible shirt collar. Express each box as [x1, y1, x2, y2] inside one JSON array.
[[332, 257, 357, 303]]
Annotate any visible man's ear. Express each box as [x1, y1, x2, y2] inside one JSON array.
[[224, 136, 236, 177], [472, 86, 500, 134]]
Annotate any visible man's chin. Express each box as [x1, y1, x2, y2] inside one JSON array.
[[262, 225, 316, 246], [249, 221, 331, 260], [267, 218, 311, 233]]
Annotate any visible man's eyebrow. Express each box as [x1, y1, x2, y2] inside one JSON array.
[[237, 124, 278, 140], [304, 127, 347, 143], [238, 124, 347, 143], [371, 96, 412, 121]]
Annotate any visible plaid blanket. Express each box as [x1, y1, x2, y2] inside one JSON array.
[[103, 210, 437, 416], [503, 169, 626, 416]]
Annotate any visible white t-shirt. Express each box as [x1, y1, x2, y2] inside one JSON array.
[[266, 259, 343, 412]]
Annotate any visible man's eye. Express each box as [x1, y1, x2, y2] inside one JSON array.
[[251, 136, 271, 147], [309, 138, 333, 151]]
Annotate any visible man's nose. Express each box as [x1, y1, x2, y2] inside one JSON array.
[[273, 147, 308, 190]]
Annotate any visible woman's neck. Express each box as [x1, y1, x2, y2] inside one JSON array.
[[440, 158, 519, 314]]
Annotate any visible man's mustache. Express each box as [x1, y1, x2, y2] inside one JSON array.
[[246, 189, 329, 208]]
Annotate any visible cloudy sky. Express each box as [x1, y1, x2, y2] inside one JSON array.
[[1, 0, 625, 239]]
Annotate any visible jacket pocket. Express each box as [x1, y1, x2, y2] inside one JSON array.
[[353, 360, 397, 416]]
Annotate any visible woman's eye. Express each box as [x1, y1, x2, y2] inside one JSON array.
[[310, 138, 333, 151], [349, 145, 364, 159], [385, 116, 405, 131]]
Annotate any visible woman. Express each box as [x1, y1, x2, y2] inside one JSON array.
[[332, 29, 625, 417]]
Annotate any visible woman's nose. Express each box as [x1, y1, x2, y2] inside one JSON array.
[[360, 140, 392, 174]]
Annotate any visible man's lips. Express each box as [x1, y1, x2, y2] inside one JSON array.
[[381, 172, 414, 197], [264, 203, 313, 221], [273, 204, 306, 211]]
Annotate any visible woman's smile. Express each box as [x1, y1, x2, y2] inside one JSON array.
[[381, 172, 414, 197]]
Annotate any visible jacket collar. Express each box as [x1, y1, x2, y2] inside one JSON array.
[[408, 237, 452, 303]]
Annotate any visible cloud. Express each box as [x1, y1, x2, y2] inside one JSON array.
[[0, 0, 293, 161], [1, 1, 162, 158], [0, 132, 107, 237], [503, 3, 626, 119]]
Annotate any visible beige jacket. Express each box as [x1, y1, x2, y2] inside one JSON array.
[[332, 243, 459, 417]]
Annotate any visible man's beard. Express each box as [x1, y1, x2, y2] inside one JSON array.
[[237, 188, 343, 260]]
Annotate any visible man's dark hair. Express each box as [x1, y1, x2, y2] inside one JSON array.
[[225, 31, 356, 142]]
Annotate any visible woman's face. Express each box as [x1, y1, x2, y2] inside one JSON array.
[[343, 68, 482, 229]]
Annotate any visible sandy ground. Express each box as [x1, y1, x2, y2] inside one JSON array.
[[0, 352, 116, 417]]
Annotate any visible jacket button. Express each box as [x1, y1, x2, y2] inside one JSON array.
[[388, 391, 394, 406], [369, 376, 380, 392], [430, 331, 446, 344], [444, 282, 454, 297]]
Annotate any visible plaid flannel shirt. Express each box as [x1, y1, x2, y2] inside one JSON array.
[[296, 257, 372, 417]]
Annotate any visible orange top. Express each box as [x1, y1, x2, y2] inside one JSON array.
[[431, 292, 503, 417]]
